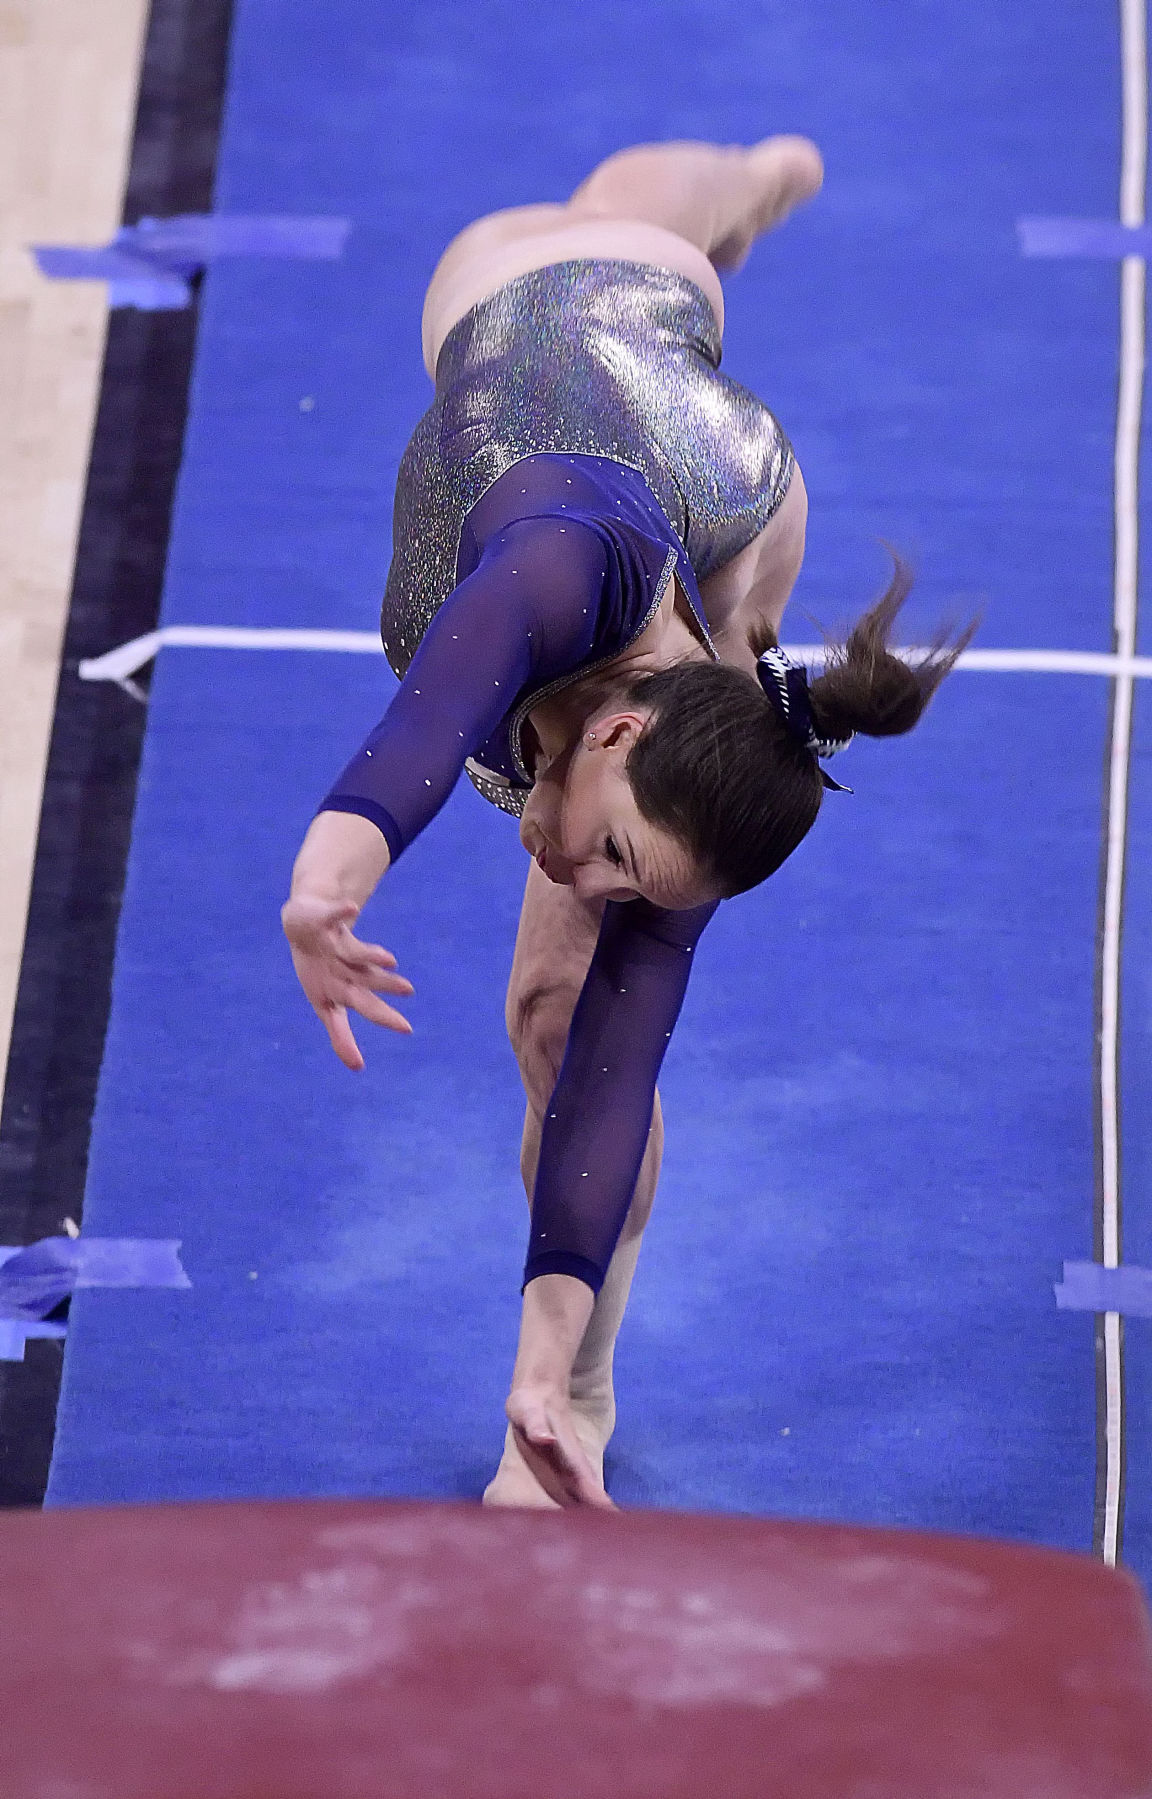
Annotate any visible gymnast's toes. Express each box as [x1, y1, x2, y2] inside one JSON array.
[[749, 134, 825, 217]]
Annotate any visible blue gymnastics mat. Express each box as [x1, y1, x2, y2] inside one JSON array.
[[46, 0, 1151, 1587]]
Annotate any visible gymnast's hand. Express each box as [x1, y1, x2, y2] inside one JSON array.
[[505, 1382, 617, 1510], [282, 891, 414, 1070]]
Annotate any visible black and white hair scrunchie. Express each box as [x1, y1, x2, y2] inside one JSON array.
[[755, 646, 854, 793]]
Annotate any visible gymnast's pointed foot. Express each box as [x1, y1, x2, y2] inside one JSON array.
[[711, 134, 824, 269], [749, 134, 823, 221], [484, 1386, 617, 1510]]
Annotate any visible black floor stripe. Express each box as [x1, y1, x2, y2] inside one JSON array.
[[0, 0, 234, 1507]]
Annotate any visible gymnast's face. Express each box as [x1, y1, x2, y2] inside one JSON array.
[[519, 708, 717, 910]]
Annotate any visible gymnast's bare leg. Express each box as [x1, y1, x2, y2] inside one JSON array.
[[422, 134, 824, 376]]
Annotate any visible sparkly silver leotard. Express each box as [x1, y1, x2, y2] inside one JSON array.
[[382, 257, 795, 812]]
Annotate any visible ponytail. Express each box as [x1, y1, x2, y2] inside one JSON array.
[[749, 552, 976, 743]]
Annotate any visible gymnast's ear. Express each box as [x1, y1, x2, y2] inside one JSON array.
[[583, 707, 651, 754]]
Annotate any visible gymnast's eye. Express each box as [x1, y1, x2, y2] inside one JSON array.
[[605, 837, 623, 868]]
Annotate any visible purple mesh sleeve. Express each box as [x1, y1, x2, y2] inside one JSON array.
[[524, 897, 718, 1295], [318, 516, 608, 855]]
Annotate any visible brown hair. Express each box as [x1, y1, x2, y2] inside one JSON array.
[[622, 555, 975, 898]]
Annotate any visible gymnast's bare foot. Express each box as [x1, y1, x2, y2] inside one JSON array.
[[750, 134, 824, 219], [483, 1384, 616, 1510], [711, 134, 824, 270]]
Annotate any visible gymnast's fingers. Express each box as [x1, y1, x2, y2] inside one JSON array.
[[337, 933, 398, 973], [343, 987, 414, 1035], [357, 965, 415, 997], [359, 939, 397, 968], [321, 1002, 364, 1072], [511, 1402, 616, 1511], [512, 1421, 615, 1511], [547, 1432, 617, 1510], [336, 943, 411, 992], [508, 1418, 571, 1508], [544, 1415, 617, 1510]]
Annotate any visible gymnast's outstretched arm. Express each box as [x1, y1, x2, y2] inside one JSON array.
[[284, 513, 607, 1063], [501, 895, 715, 1507]]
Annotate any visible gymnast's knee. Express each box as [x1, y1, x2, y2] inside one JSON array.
[[505, 981, 578, 1118]]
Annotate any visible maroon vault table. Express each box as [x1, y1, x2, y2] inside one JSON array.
[[3, 1499, 1151, 1798]]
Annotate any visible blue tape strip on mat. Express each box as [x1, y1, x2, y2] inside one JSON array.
[[0, 1239, 191, 1323], [1018, 218, 1152, 258], [32, 215, 351, 310], [32, 247, 192, 310], [1054, 1261, 1152, 1316], [104, 277, 195, 310], [125, 214, 352, 258], [33, 246, 185, 280], [0, 1320, 68, 1364]]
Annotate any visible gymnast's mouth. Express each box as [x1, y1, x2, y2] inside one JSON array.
[[523, 825, 550, 872], [531, 839, 567, 882], [523, 823, 568, 882]]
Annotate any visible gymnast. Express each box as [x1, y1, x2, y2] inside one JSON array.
[[282, 137, 970, 1510]]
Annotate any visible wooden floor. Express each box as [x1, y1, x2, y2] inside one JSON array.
[[0, 0, 148, 1089]]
